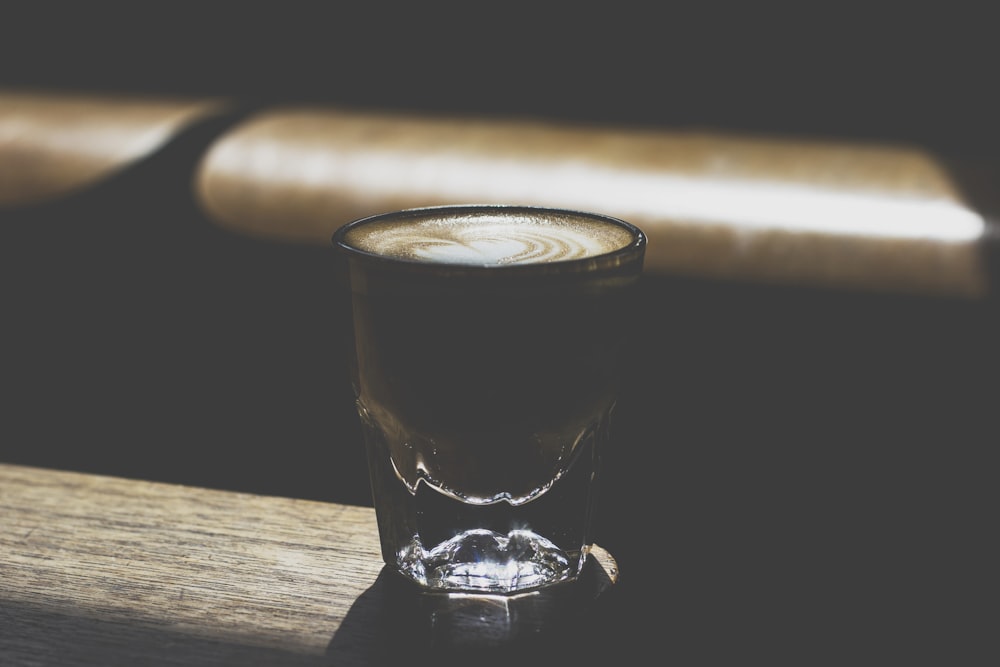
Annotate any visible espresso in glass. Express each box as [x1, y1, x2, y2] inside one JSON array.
[[334, 205, 645, 594]]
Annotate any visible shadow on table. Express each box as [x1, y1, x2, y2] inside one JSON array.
[[326, 552, 621, 665]]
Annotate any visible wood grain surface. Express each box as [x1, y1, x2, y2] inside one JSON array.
[[0, 464, 620, 666], [0, 463, 382, 665]]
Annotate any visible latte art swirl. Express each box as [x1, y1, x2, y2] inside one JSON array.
[[409, 226, 614, 264], [341, 211, 635, 265]]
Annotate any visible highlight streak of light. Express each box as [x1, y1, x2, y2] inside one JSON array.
[[256, 144, 985, 244]]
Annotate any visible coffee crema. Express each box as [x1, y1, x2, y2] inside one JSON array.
[[339, 209, 636, 265]]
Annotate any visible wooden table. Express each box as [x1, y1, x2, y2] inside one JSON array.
[[0, 463, 621, 666], [2, 452, 991, 665]]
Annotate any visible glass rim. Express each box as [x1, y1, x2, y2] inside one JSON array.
[[332, 204, 646, 276]]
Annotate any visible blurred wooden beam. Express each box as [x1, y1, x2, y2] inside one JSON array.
[[195, 108, 992, 298], [0, 89, 231, 207]]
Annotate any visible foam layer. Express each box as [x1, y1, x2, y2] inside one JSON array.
[[341, 210, 635, 265]]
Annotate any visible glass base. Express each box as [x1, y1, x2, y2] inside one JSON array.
[[360, 405, 609, 595], [397, 528, 574, 594], [358, 545, 621, 656]]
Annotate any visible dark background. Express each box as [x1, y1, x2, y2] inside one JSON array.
[[2, 3, 997, 161], [2, 4, 996, 660]]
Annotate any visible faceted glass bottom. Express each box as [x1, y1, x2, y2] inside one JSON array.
[[397, 528, 574, 594]]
